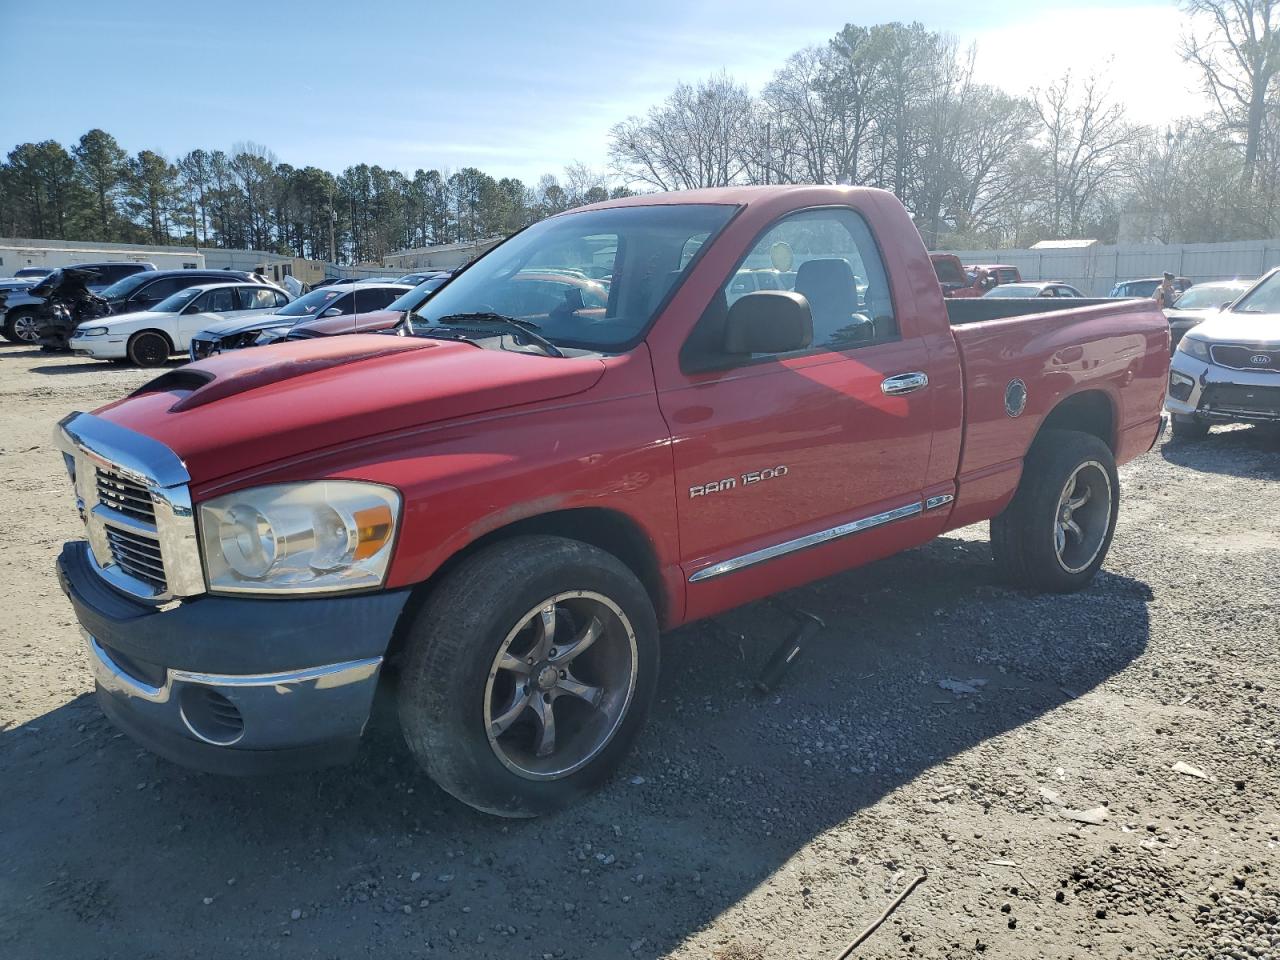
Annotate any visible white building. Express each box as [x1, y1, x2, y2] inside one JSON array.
[[0, 238, 205, 276]]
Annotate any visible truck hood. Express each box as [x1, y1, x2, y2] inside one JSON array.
[[1184, 311, 1280, 344], [95, 334, 606, 484]]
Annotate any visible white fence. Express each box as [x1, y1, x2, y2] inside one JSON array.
[[942, 239, 1280, 295]]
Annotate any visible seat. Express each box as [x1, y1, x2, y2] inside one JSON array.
[[795, 259, 872, 345]]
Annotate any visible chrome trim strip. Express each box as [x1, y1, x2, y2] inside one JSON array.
[[925, 494, 955, 511], [85, 632, 382, 704], [688, 501, 923, 583]]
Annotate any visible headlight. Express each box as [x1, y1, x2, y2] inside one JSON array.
[[254, 329, 285, 345], [78, 326, 108, 336], [1176, 336, 1211, 362], [198, 481, 400, 595]]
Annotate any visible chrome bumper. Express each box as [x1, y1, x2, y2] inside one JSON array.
[[86, 631, 382, 751]]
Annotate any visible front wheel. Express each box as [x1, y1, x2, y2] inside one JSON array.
[[126, 330, 171, 367], [3, 310, 40, 344], [398, 536, 659, 817], [991, 429, 1120, 593]]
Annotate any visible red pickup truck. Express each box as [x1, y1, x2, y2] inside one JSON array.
[[56, 186, 1169, 817]]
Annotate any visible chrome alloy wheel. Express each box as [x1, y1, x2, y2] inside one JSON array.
[[12, 313, 39, 343], [1054, 460, 1112, 574], [483, 591, 638, 780]]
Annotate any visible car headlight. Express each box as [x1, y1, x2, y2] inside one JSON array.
[[254, 328, 286, 345], [78, 326, 108, 336], [1176, 336, 1211, 362], [198, 481, 400, 595]]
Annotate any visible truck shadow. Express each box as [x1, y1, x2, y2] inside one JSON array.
[[1160, 425, 1280, 480], [0, 533, 1151, 959]]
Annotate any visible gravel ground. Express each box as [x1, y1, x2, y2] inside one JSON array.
[[0, 344, 1277, 960]]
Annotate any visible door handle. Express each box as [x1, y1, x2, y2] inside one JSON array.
[[881, 372, 929, 396]]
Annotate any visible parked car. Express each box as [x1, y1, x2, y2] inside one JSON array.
[[54, 185, 1168, 817], [1166, 267, 1280, 438], [982, 281, 1086, 298], [69, 283, 292, 366], [965, 263, 1022, 286], [188, 281, 411, 358], [1111, 276, 1192, 299], [284, 275, 451, 341], [1163, 279, 1253, 351], [395, 271, 451, 286], [98, 268, 268, 314], [930, 254, 982, 298], [0, 261, 158, 343]]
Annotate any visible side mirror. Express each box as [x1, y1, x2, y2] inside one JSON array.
[[322, 307, 343, 318], [1220, 301, 1233, 311], [723, 291, 812, 355]]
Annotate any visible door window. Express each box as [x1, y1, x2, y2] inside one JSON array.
[[195, 288, 238, 312], [706, 207, 897, 359], [240, 287, 282, 310], [353, 287, 403, 312], [134, 277, 185, 303]]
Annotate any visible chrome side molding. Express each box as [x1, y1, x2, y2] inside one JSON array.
[[925, 493, 955, 510], [688, 501, 923, 583]]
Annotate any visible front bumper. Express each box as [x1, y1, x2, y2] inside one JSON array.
[[58, 540, 411, 774], [1166, 351, 1280, 423], [69, 336, 127, 359]]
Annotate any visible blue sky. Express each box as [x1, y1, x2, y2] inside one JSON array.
[[4, 0, 1196, 185]]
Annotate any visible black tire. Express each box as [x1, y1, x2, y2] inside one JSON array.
[[990, 429, 1120, 593], [3, 309, 40, 344], [126, 330, 172, 367], [1170, 415, 1210, 440], [398, 535, 659, 817]]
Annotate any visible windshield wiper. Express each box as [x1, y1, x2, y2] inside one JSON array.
[[434, 312, 564, 358]]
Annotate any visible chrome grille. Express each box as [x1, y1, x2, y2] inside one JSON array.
[[104, 526, 168, 592], [96, 467, 156, 523]]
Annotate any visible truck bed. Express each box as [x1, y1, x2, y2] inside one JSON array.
[[942, 297, 1170, 530], [946, 297, 1124, 325]]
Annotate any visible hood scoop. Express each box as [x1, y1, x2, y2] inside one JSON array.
[[168, 337, 438, 413]]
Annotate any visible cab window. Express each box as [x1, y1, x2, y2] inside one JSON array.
[[711, 207, 897, 356]]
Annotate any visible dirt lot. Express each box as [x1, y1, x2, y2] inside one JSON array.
[[0, 343, 1277, 960]]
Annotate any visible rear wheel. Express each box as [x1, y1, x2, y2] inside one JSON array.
[[1171, 415, 1210, 440], [3, 309, 39, 344], [398, 536, 659, 817], [991, 429, 1119, 593], [126, 330, 171, 367]]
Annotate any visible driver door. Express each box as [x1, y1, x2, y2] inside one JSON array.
[[176, 288, 240, 349], [656, 206, 940, 620]]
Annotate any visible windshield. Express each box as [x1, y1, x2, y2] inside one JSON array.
[[150, 287, 204, 313], [1229, 272, 1280, 314], [274, 287, 345, 317], [410, 203, 736, 350], [388, 276, 448, 312], [984, 284, 1040, 298], [99, 272, 153, 300], [1175, 283, 1248, 310]]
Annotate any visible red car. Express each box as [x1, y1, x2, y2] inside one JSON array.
[[930, 253, 982, 298], [56, 185, 1169, 817]]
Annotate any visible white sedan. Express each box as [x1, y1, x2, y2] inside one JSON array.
[[70, 282, 293, 366]]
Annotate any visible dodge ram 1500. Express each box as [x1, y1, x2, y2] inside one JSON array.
[[56, 185, 1170, 816]]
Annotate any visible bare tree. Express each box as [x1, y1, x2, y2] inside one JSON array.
[[1182, 0, 1280, 182], [1031, 72, 1146, 237], [609, 73, 756, 190]]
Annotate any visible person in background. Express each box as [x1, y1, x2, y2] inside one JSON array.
[[1153, 272, 1179, 309], [972, 266, 991, 292]]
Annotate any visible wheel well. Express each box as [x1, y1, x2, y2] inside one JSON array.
[[1037, 391, 1115, 451], [386, 507, 668, 663], [129, 328, 174, 351]]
